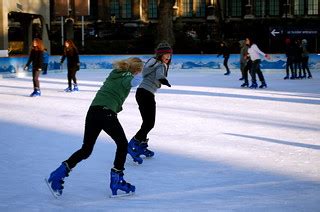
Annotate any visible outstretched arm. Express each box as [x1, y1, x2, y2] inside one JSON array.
[[159, 78, 171, 87]]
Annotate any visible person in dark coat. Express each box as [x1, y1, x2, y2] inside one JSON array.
[[293, 39, 303, 79], [24, 38, 44, 97], [239, 40, 251, 87], [284, 38, 294, 80], [217, 41, 231, 75], [61, 40, 80, 92]]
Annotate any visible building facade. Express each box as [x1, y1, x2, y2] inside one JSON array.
[[0, 0, 50, 55], [48, 0, 319, 54], [1, 0, 319, 55]]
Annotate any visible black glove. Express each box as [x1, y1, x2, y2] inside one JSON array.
[[159, 78, 171, 87]]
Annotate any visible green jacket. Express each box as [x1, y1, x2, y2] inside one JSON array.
[[91, 69, 134, 113]]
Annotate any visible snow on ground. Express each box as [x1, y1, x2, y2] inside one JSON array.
[[0, 68, 320, 211]]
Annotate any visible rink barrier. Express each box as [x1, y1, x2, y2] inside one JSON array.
[[0, 54, 319, 77]]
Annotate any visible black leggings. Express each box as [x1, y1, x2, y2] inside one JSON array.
[[65, 106, 128, 171], [134, 88, 156, 142], [32, 68, 41, 89], [67, 68, 77, 88], [286, 57, 294, 76], [223, 56, 230, 73]]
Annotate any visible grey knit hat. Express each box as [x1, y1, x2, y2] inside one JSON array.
[[155, 41, 173, 56]]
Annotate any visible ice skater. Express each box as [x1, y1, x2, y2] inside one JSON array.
[[127, 41, 173, 164], [293, 39, 303, 79], [42, 48, 49, 75], [239, 40, 251, 87], [46, 57, 144, 197], [60, 40, 80, 92], [284, 38, 294, 80], [245, 37, 270, 89], [217, 41, 231, 75], [301, 39, 312, 79], [24, 38, 45, 97]]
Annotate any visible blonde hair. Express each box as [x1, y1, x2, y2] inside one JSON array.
[[113, 57, 143, 74]]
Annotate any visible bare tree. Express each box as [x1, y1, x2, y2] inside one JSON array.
[[156, 0, 176, 46]]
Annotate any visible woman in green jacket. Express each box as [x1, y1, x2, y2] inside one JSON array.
[[46, 57, 143, 197]]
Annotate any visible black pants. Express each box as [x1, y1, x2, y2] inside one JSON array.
[[250, 59, 266, 84], [65, 106, 128, 171], [134, 88, 156, 142], [242, 60, 252, 84], [301, 56, 312, 77], [286, 57, 294, 77], [223, 56, 230, 73], [32, 68, 41, 89], [67, 67, 77, 88], [294, 60, 302, 77]]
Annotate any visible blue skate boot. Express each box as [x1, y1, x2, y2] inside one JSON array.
[[72, 84, 79, 92], [140, 139, 154, 158], [110, 168, 135, 197], [259, 82, 267, 89], [127, 137, 143, 164], [30, 89, 41, 97], [249, 82, 257, 89], [64, 87, 72, 92], [46, 162, 70, 197]]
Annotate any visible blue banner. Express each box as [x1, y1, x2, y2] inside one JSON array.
[[1, 54, 319, 74]]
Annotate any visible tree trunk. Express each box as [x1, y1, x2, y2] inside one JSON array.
[[156, 0, 176, 46]]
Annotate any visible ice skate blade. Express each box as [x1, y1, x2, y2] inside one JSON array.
[[44, 178, 60, 199], [109, 192, 135, 198]]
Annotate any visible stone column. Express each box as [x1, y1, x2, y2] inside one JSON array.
[[244, 0, 254, 19], [0, 0, 8, 51]]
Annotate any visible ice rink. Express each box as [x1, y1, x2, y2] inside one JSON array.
[[0, 68, 319, 211]]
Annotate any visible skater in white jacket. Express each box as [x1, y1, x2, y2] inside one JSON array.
[[246, 37, 270, 89]]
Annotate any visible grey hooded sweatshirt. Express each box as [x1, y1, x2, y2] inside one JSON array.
[[138, 58, 168, 94]]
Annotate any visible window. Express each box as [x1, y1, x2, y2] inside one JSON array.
[[182, 0, 193, 17], [226, 0, 242, 17], [148, 0, 158, 18], [255, 0, 265, 17], [195, 0, 206, 17], [307, 0, 319, 15], [269, 0, 280, 16], [294, 0, 305, 15], [110, 0, 120, 18], [122, 0, 132, 18]]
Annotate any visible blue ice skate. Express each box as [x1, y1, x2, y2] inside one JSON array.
[[72, 84, 79, 92], [64, 87, 72, 92], [30, 89, 41, 97], [259, 82, 267, 89], [110, 168, 135, 197], [127, 138, 143, 164], [249, 82, 257, 89], [140, 139, 155, 158], [46, 162, 70, 197]]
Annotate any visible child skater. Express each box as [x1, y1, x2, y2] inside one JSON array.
[[127, 41, 172, 164], [46, 57, 144, 197], [24, 38, 44, 97]]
